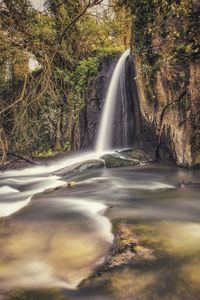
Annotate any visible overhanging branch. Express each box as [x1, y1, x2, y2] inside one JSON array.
[[59, 0, 104, 44]]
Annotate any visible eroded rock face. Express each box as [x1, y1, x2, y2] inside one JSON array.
[[134, 58, 200, 167], [79, 56, 119, 150], [130, 0, 200, 168]]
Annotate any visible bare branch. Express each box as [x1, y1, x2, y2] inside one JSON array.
[[0, 76, 28, 115], [59, 0, 104, 44]]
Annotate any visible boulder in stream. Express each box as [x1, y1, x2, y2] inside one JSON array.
[[101, 153, 140, 168], [53, 159, 105, 177], [177, 181, 200, 189], [80, 224, 155, 289], [117, 147, 155, 163]]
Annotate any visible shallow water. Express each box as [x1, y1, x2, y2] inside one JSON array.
[[0, 160, 200, 299]]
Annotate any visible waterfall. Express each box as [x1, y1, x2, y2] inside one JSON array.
[[0, 49, 134, 220], [95, 49, 130, 152]]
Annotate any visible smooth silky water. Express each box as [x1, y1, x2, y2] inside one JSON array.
[[0, 51, 200, 299], [1, 164, 200, 300]]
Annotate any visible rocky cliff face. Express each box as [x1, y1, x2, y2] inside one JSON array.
[[134, 56, 200, 167], [79, 0, 200, 168], [78, 48, 199, 167], [128, 1, 200, 167]]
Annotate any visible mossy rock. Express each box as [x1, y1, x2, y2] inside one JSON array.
[[117, 147, 155, 163], [101, 153, 140, 168], [53, 159, 105, 176], [80, 224, 155, 289]]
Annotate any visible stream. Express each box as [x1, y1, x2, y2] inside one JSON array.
[[0, 159, 200, 300]]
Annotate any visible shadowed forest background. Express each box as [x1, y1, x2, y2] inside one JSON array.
[[0, 0, 131, 162]]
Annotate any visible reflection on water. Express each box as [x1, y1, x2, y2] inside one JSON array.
[[0, 197, 112, 290], [114, 220, 200, 300], [1, 222, 101, 288], [0, 163, 200, 299]]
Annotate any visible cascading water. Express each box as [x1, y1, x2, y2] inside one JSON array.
[[95, 49, 130, 152]]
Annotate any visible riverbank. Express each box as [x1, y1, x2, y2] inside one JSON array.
[[0, 147, 155, 173], [0, 151, 73, 172]]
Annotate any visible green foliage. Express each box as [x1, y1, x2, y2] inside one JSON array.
[[119, 0, 200, 106], [97, 46, 125, 56], [73, 45, 124, 105], [33, 142, 72, 157], [74, 57, 100, 94], [32, 149, 59, 158], [119, 0, 200, 62], [0, 0, 131, 162], [31, 15, 56, 39]]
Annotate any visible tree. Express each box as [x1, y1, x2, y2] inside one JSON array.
[[0, 0, 131, 164]]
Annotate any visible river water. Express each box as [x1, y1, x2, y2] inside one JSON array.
[[0, 160, 200, 300]]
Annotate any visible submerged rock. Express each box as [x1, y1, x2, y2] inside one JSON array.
[[53, 159, 105, 176], [47, 181, 77, 192], [80, 224, 155, 289], [100, 147, 154, 168], [101, 153, 140, 168], [102, 224, 154, 269], [53, 147, 153, 177], [177, 181, 200, 189]]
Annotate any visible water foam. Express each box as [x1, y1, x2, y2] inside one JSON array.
[[0, 186, 19, 195], [0, 197, 31, 217]]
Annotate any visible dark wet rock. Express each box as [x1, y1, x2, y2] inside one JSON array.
[[79, 56, 120, 150], [116, 147, 155, 163], [53, 159, 105, 176], [101, 153, 140, 168], [80, 224, 155, 289], [177, 181, 200, 189]]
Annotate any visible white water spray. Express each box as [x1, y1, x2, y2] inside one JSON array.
[[95, 49, 130, 152]]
